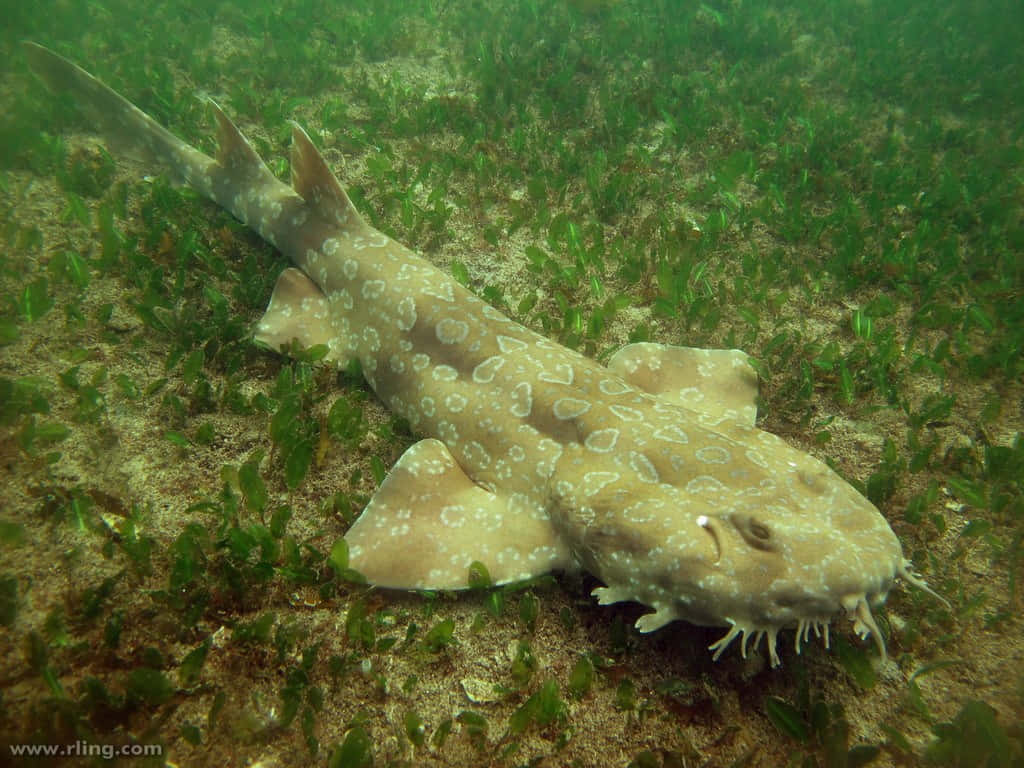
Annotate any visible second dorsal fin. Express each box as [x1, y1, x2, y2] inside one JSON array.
[[207, 99, 277, 185]]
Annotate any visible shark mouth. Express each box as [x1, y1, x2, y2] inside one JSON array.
[[708, 612, 839, 669], [707, 560, 946, 667]]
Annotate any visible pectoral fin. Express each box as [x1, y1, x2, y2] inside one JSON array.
[[608, 343, 759, 427], [345, 439, 570, 590]]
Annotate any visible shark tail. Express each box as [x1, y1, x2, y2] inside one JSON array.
[[22, 43, 360, 243], [24, 42, 372, 361], [22, 42, 221, 195]]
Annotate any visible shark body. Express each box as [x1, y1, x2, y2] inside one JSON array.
[[26, 43, 940, 667]]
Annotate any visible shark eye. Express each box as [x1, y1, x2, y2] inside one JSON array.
[[750, 521, 771, 540], [731, 515, 777, 552]]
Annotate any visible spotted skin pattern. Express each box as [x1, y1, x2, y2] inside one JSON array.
[[26, 43, 944, 667]]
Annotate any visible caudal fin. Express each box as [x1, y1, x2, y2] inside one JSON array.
[[22, 42, 218, 191], [24, 42, 369, 263], [23, 42, 302, 242]]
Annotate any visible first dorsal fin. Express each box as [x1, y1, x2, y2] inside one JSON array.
[[288, 121, 366, 230]]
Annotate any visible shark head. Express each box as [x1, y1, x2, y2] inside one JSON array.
[[549, 343, 947, 667], [557, 425, 932, 667], [675, 433, 916, 666]]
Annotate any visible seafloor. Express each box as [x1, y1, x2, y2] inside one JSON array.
[[1, 1, 1022, 766]]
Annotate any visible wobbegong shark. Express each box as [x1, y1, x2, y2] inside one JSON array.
[[25, 42, 944, 667]]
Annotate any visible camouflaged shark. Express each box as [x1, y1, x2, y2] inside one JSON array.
[[26, 43, 943, 667]]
